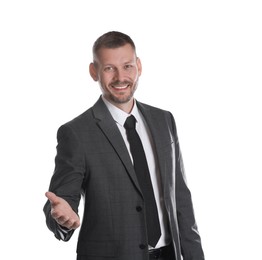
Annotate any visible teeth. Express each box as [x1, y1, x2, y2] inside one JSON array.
[[113, 85, 128, 89]]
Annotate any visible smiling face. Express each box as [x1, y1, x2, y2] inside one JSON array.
[[89, 43, 142, 113]]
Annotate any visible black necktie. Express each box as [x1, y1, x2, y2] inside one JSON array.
[[124, 115, 161, 247]]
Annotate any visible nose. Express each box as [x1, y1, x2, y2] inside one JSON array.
[[114, 68, 126, 82]]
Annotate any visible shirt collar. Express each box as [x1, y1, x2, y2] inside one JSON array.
[[102, 96, 140, 127]]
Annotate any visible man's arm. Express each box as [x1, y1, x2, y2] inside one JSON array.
[[170, 113, 205, 259], [43, 124, 85, 240]]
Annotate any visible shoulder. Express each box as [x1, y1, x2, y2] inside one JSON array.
[[62, 108, 92, 129], [137, 100, 175, 119], [55, 106, 95, 141], [137, 100, 178, 134]]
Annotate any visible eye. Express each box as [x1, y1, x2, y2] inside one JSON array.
[[104, 66, 114, 72], [124, 64, 133, 70]]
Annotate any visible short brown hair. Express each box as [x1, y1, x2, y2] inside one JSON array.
[[92, 31, 136, 58]]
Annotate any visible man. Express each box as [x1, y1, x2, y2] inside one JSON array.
[[44, 31, 205, 260]]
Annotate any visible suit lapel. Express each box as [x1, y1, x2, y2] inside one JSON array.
[[92, 97, 143, 196], [137, 102, 173, 193]]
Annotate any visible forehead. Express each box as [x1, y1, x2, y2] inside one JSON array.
[[95, 44, 137, 65]]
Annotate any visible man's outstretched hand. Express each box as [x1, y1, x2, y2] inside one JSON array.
[[45, 191, 80, 230]]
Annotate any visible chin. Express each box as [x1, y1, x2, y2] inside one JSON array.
[[110, 93, 133, 104]]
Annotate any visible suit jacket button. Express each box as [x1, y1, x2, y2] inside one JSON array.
[[139, 244, 146, 250], [136, 206, 142, 212]]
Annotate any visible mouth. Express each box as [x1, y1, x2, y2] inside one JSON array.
[[111, 81, 131, 90], [112, 84, 129, 89]]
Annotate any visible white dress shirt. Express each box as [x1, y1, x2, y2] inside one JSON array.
[[102, 97, 171, 249]]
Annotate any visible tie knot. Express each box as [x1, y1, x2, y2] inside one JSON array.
[[124, 115, 136, 130]]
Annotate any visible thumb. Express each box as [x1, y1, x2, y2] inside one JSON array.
[[45, 191, 60, 205]]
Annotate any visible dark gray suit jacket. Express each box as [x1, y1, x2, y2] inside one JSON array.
[[43, 96, 204, 260]]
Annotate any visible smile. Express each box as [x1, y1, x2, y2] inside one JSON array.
[[112, 84, 130, 89]]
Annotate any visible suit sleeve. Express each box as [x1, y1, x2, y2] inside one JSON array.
[[169, 113, 205, 260], [43, 124, 86, 241]]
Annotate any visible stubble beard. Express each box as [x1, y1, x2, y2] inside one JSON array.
[[108, 80, 138, 105]]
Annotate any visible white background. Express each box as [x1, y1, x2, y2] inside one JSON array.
[[1, 0, 261, 259]]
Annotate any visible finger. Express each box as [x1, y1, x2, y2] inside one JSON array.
[[66, 219, 81, 230], [57, 216, 80, 230], [55, 215, 70, 226], [71, 220, 81, 229], [69, 223, 80, 230], [45, 191, 59, 205]]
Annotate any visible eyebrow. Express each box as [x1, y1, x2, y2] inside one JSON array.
[[102, 60, 135, 67]]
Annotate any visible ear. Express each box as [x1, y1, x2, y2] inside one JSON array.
[[136, 57, 142, 76], [89, 63, 98, 81]]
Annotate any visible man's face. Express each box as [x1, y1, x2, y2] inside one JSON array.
[[90, 44, 142, 107]]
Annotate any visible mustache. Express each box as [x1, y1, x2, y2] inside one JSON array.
[[110, 80, 132, 86]]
